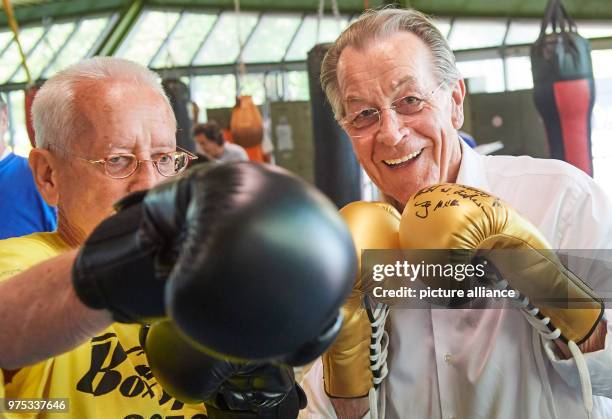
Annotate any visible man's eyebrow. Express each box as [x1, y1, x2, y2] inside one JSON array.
[[345, 95, 367, 104], [105, 137, 175, 147], [392, 75, 418, 91], [110, 143, 132, 149], [151, 144, 176, 152], [344, 76, 419, 105]]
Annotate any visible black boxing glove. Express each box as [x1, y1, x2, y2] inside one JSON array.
[[163, 163, 356, 365], [140, 321, 307, 419], [74, 162, 356, 364], [71, 162, 199, 323]]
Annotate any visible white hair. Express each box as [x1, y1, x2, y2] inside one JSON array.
[[32, 57, 172, 149], [321, 8, 462, 119]]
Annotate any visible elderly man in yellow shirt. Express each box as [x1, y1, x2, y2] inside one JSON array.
[[0, 57, 209, 419], [0, 54, 358, 419]]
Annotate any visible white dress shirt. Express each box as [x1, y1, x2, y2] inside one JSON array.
[[300, 140, 612, 419]]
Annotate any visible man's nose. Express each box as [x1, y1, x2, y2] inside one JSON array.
[[128, 160, 162, 192], [375, 109, 405, 146]]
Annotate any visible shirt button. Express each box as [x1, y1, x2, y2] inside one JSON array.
[[444, 353, 452, 363]]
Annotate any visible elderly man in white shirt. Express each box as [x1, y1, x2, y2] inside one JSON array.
[[300, 8, 612, 419]]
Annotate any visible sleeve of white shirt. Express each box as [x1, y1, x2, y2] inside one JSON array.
[[542, 174, 612, 398], [298, 358, 373, 419], [299, 358, 338, 418]]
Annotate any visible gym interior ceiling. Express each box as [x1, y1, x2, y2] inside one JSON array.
[[1, 0, 612, 164], [1, 0, 612, 92]]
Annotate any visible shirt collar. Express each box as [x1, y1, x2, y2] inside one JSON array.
[[455, 137, 490, 191]]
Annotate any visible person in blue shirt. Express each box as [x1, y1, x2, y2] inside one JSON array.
[[458, 130, 477, 148], [0, 94, 56, 239]]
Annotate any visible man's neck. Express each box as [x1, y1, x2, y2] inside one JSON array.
[[56, 213, 87, 249], [448, 136, 463, 184]]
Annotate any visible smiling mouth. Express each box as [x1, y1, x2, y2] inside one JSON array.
[[383, 149, 423, 167]]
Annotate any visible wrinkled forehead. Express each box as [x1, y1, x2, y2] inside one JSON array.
[[75, 80, 172, 115], [337, 32, 436, 100], [71, 80, 176, 151]]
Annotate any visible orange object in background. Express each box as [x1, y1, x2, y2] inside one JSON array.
[[230, 96, 263, 148], [223, 128, 267, 163], [245, 144, 266, 162]]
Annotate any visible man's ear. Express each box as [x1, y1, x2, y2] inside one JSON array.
[[29, 148, 59, 206], [450, 78, 466, 129]]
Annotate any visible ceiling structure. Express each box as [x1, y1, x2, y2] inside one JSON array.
[[3, 0, 612, 27], [3, 0, 612, 182], [0, 0, 611, 93]]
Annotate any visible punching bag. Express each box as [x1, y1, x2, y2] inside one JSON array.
[[308, 44, 361, 208], [531, 0, 595, 176], [162, 79, 195, 153], [230, 95, 263, 148]]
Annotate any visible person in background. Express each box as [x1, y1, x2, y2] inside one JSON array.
[[458, 130, 477, 148], [193, 120, 249, 164], [0, 94, 56, 239]]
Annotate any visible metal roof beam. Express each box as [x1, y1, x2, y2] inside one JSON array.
[[150, 60, 307, 79], [94, 0, 144, 56], [0, 0, 126, 27]]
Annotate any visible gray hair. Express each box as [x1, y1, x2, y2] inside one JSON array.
[[321, 8, 461, 119], [32, 57, 172, 149]]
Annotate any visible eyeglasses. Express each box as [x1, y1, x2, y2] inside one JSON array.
[[83, 147, 199, 179], [341, 81, 447, 138], [51, 145, 198, 179]]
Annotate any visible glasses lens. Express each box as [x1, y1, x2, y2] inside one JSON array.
[[393, 96, 425, 116], [105, 155, 137, 178], [157, 152, 189, 177], [352, 108, 379, 130]]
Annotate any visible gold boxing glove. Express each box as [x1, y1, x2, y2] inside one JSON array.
[[399, 183, 603, 345], [323, 201, 400, 398]]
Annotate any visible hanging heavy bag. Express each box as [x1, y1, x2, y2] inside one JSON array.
[[530, 0, 595, 176], [162, 78, 196, 153], [307, 44, 361, 209], [230, 95, 263, 148]]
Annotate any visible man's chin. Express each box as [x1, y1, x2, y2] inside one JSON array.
[[377, 185, 410, 209], [380, 177, 434, 208]]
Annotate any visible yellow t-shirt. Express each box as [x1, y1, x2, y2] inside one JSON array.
[[0, 232, 206, 419]]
